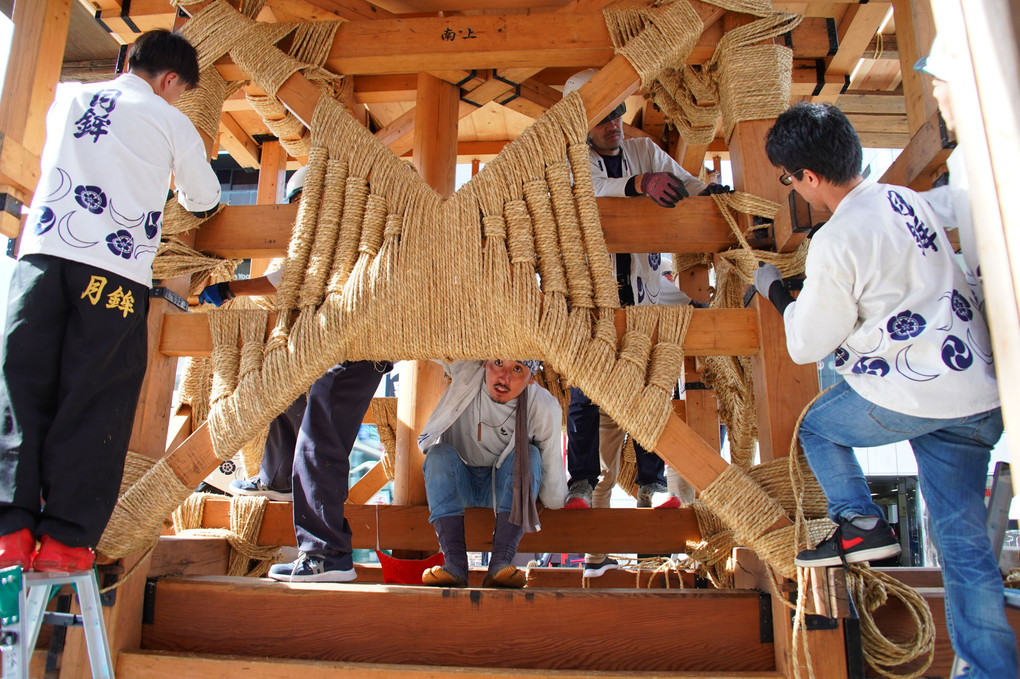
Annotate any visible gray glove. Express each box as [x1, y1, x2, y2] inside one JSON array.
[[753, 263, 782, 298]]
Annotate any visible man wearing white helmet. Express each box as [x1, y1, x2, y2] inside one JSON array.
[[197, 164, 394, 583], [561, 69, 725, 577]]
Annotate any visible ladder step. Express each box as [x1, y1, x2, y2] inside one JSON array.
[[0, 569, 113, 679]]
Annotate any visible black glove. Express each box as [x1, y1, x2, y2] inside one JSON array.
[[641, 172, 688, 208], [699, 184, 733, 196], [198, 281, 234, 307]]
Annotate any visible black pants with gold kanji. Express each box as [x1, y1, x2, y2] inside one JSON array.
[[0, 253, 148, 547]]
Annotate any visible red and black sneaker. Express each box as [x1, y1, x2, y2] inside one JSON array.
[[794, 517, 901, 568], [0, 528, 36, 570]]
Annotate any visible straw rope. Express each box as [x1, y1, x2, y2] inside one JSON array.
[[371, 397, 399, 480], [172, 493, 282, 577], [604, 0, 801, 146]]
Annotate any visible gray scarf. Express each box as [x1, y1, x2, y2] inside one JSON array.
[[509, 387, 541, 532]]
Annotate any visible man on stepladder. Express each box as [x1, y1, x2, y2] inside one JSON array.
[[756, 102, 1017, 679], [0, 30, 220, 574]]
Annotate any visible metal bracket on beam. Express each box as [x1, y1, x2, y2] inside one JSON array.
[[0, 192, 23, 220], [826, 18, 839, 57], [758, 592, 774, 644], [115, 44, 128, 75], [493, 73, 522, 105], [119, 0, 140, 34], [150, 286, 189, 312], [454, 70, 478, 88]]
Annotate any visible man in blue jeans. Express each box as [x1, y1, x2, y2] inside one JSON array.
[[418, 360, 566, 588], [755, 102, 1016, 679]]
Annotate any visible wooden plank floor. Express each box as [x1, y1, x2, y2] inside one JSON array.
[[141, 576, 775, 673]]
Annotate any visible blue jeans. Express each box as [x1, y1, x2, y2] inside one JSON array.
[[799, 381, 1017, 679], [423, 443, 542, 523]]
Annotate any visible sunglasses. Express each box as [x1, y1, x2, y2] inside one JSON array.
[[779, 168, 804, 186]]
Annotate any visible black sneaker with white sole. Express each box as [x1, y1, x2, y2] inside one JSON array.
[[794, 517, 901, 568], [583, 557, 619, 578], [267, 552, 357, 583], [229, 476, 293, 502]]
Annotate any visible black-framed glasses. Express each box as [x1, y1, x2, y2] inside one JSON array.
[[779, 168, 804, 186]]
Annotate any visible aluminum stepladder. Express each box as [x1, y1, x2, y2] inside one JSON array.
[[949, 460, 1013, 678], [0, 567, 113, 679]]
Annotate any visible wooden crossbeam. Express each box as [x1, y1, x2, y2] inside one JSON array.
[[142, 577, 775, 673], [191, 196, 739, 258], [878, 109, 952, 190], [158, 308, 760, 358], [213, 15, 836, 79], [826, 2, 892, 78], [196, 502, 701, 553]]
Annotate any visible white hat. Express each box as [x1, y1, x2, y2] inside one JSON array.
[[914, 35, 950, 81], [562, 68, 626, 123], [285, 165, 308, 203], [562, 68, 598, 98]]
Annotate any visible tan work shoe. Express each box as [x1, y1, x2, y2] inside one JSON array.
[[422, 565, 467, 587], [482, 564, 527, 588]]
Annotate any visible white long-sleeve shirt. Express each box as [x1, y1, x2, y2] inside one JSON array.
[[922, 148, 982, 298], [783, 180, 998, 419], [19, 73, 220, 286], [418, 361, 566, 509], [589, 137, 705, 306]]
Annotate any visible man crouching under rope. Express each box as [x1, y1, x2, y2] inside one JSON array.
[[418, 359, 566, 587]]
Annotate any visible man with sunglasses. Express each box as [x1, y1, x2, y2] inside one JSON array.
[[755, 102, 1014, 679]]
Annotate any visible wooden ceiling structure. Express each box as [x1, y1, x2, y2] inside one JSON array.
[[59, 0, 924, 171]]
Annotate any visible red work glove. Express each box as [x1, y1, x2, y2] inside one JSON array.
[[641, 172, 688, 208]]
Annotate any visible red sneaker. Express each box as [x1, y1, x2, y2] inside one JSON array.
[[33, 535, 94, 573], [0, 528, 36, 569], [655, 496, 684, 509]]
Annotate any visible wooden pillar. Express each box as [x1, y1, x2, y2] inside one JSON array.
[[393, 73, 459, 506], [750, 295, 819, 463], [0, 0, 70, 157], [771, 595, 850, 679], [0, 0, 70, 238], [676, 266, 719, 451], [893, 0, 938, 136], [250, 139, 289, 277]]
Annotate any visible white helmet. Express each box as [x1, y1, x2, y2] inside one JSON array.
[[284, 165, 308, 203], [562, 68, 626, 122], [562, 68, 598, 98]]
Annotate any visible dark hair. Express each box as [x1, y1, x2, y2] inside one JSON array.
[[765, 102, 863, 185], [126, 29, 200, 90]]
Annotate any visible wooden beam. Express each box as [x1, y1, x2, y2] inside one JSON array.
[[119, 651, 782, 679], [749, 295, 819, 463], [193, 196, 739, 259], [893, 0, 938, 135], [249, 139, 288, 278], [158, 308, 761, 359], [827, 2, 891, 76], [196, 502, 701, 553], [60, 58, 118, 83], [218, 112, 260, 169], [142, 577, 774, 673], [0, 0, 71, 156], [213, 15, 838, 79], [878, 109, 953, 190], [302, 0, 395, 21]]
